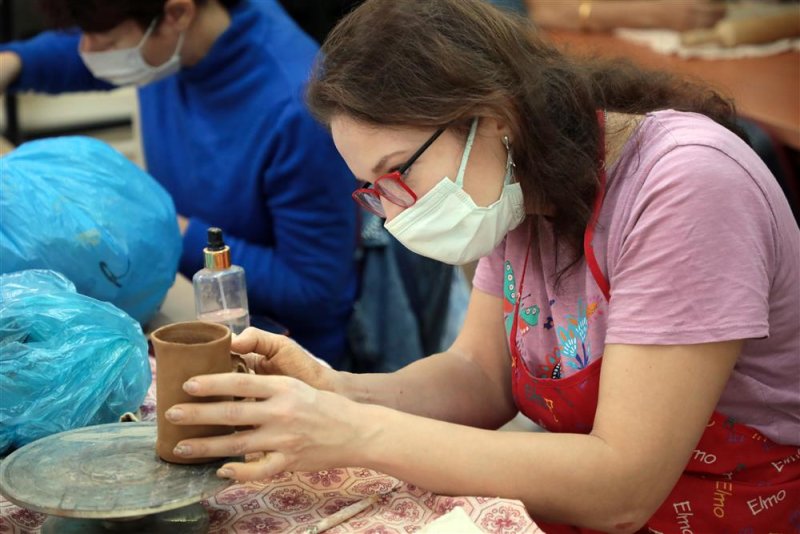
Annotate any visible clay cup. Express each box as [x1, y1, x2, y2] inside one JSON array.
[[151, 321, 248, 464]]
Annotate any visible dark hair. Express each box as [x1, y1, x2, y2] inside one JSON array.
[[307, 0, 743, 278], [38, 0, 241, 32]]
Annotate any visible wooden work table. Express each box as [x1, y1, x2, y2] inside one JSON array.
[[545, 30, 800, 150]]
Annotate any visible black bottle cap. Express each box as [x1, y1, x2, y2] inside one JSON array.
[[207, 227, 226, 251]]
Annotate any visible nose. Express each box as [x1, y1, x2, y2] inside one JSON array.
[[80, 34, 105, 53], [381, 198, 404, 222]]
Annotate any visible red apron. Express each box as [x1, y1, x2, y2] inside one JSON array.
[[509, 112, 800, 533]]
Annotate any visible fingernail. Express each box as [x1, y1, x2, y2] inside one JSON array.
[[183, 380, 199, 394], [165, 408, 183, 422], [173, 444, 192, 456], [217, 468, 234, 478]]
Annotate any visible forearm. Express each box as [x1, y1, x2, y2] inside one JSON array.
[[355, 405, 649, 532], [1, 31, 113, 94], [337, 348, 516, 429], [527, 0, 666, 32]]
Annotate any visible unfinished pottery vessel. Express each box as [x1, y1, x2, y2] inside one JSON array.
[[151, 321, 245, 464]]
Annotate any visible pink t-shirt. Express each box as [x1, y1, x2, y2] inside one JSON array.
[[474, 110, 800, 445]]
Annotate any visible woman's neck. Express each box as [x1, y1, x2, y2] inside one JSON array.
[[523, 111, 643, 217], [604, 111, 644, 170]]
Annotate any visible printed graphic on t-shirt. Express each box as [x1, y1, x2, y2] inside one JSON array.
[[503, 258, 607, 381], [503, 260, 539, 336], [557, 299, 596, 373], [536, 344, 563, 380]]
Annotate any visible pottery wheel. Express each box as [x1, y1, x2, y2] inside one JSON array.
[[0, 422, 234, 520]]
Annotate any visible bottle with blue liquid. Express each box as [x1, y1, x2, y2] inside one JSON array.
[[192, 227, 250, 334]]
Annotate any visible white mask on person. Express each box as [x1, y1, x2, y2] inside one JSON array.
[[79, 19, 185, 87], [384, 119, 526, 265]]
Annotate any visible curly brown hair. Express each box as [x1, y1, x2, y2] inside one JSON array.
[[38, 0, 241, 33], [307, 0, 744, 277]]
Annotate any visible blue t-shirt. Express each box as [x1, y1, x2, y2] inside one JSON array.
[[3, 0, 358, 365]]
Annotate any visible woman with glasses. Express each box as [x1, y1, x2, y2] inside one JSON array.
[[161, 1, 800, 531]]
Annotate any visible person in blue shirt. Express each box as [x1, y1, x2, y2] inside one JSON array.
[[0, 0, 359, 366]]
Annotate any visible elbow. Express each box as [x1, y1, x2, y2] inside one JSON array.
[[572, 434, 675, 533], [530, 491, 655, 534], [598, 508, 652, 534], [574, 455, 666, 532], [590, 480, 666, 533]]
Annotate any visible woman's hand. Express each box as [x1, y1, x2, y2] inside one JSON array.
[[164, 373, 377, 481], [232, 327, 341, 393], [527, 0, 726, 33], [177, 214, 189, 235], [657, 0, 726, 32]]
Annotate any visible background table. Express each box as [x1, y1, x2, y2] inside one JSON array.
[[0, 135, 13, 156], [545, 30, 800, 150]]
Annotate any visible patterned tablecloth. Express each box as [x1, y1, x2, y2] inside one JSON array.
[[0, 358, 544, 533]]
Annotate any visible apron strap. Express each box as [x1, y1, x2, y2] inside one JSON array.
[[584, 110, 610, 302], [510, 237, 533, 363]]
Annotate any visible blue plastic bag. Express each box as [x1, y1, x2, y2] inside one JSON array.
[[0, 136, 181, 324], [0, 270, 151, 454]]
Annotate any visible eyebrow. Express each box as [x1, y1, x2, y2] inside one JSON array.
[[370, 150, 408, 175], [367, 127, 447, 178]]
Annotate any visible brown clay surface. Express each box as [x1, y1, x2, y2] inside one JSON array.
[[151, 321, 238, 464]]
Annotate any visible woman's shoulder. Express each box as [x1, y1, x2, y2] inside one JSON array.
[[637, 109, 751, 160], [615, 109, 783, 211]]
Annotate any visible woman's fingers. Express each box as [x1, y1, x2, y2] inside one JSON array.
[[231, 327, 292, 358], [218, 451, 289, 482], [694, 3, 726, 29], [171, 430, 291, 481], [182, 372, 294, 399], [172, 428, 265, 459], [230, 328, 336, 390], [240, 352, 269, 373], [166, 399, 268, 427]]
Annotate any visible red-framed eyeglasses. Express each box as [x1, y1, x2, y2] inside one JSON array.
[[352, 126, 447, 217]]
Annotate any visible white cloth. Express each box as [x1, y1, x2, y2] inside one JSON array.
[[419, 507, 486, 534], [613, 27, 800, 59]]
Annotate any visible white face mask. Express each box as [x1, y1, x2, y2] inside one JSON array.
[[384, 119, 526, 265], [79, 19, 185, 87]]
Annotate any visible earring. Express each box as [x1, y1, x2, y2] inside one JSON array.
[[503, 136, 515, 172]]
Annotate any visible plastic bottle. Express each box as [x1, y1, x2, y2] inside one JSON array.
[[192, 227, 250, 334]]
